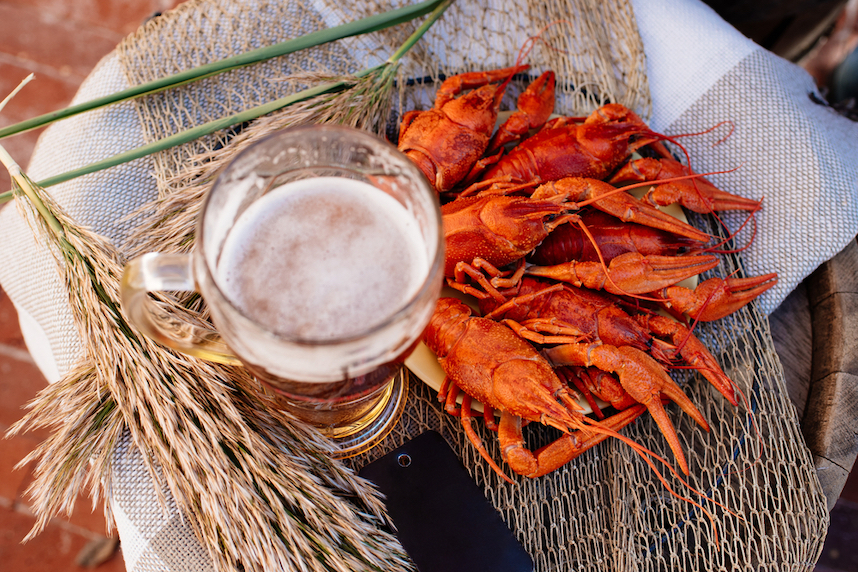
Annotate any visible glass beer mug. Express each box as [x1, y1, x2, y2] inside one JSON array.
[[121, 125, 444, 457]]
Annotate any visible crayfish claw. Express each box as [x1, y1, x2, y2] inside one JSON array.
[[542, 342, 707, 475], [610, 157, 763, 214], [488, 70, 556, 153], [601, 253, 719, 295], [525, 252, 719, 296], [435, 64, 529, 107], [657, 272, 778, 322], [639, 396, 692, 475], [640, 314, 739, 407]]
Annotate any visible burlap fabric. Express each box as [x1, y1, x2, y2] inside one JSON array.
[[0, 0, 842, 570]]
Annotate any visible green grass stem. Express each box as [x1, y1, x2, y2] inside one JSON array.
[[0, 0, 446, 140], [0, 0, 452, 206]]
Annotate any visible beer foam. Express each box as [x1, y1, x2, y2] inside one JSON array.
[[217, 177, 430, 340]]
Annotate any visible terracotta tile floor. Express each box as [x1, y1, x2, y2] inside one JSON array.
[[0, 2, 185, 570], [1, 1, 857, 571]]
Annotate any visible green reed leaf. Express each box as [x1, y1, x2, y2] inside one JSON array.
[[0, 0, 453, 205], [0, 0, 446, 140]]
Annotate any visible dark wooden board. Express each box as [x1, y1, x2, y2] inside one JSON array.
[[769, 281, 813, 414], [771, 238, 858, 510], [805, 238, 858, 510]]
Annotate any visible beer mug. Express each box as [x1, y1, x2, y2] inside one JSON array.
[[121, 125, 444, 457]]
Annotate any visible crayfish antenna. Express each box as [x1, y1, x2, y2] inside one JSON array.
[[703, 200, 762, 255], [574, 414, 740, 546], [635, 119, 753, 252]]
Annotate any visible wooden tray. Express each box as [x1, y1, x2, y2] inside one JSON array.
[[770, 237, 858, 510]]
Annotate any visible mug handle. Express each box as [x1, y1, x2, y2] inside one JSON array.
[[120, 253, 242, 365]]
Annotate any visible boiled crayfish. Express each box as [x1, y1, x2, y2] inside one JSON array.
[[401, 65, 777, 482], [398, 65, 555, 194], [425, 297, 664, 480], [477, 103, 663, 184]]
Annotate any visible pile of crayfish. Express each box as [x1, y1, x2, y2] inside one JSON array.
[[399, 64, 778, 484]]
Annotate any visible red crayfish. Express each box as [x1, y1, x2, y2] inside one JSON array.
[[398, 64, 555, 193], [400, 65, 777, 483], [424, 297, 671, 480]]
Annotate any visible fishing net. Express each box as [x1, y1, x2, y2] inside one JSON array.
[[352, 218, 827, 572], [115, 0, 650, 200], [0, 0, 828, 570]]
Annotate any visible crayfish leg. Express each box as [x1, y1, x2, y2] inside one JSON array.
[[483, 404, 498, 431], [482, 282, 564, 320], [438, 376, 462, 416], [557, 367, 606, 419], [445, 382, 462, 416], [489, 258, 528, 290], [461, 394, 514, 484], [501, 318, 588, 346], [438, 376, 451, 401], [450, 259, 509, 302]]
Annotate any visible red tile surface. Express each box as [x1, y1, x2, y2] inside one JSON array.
[[0, 505, 124, 571], [0, 355, 48, 432], [62, 484, 115, 538], [1, 0, 179, 37], [0, 430, 39, 503], [0, 287, 26, 349], [0, 294, 116, 567], [0, 4, 122, 79], [0, 293, 117, 568], [0, 0, 186, 197], [0, 4, 187, 570]]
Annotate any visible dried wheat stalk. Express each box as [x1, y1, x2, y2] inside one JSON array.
[[4, 164, 414, 572]]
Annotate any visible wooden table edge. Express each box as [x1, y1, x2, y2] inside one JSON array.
[[804, 237, 858, 510]]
